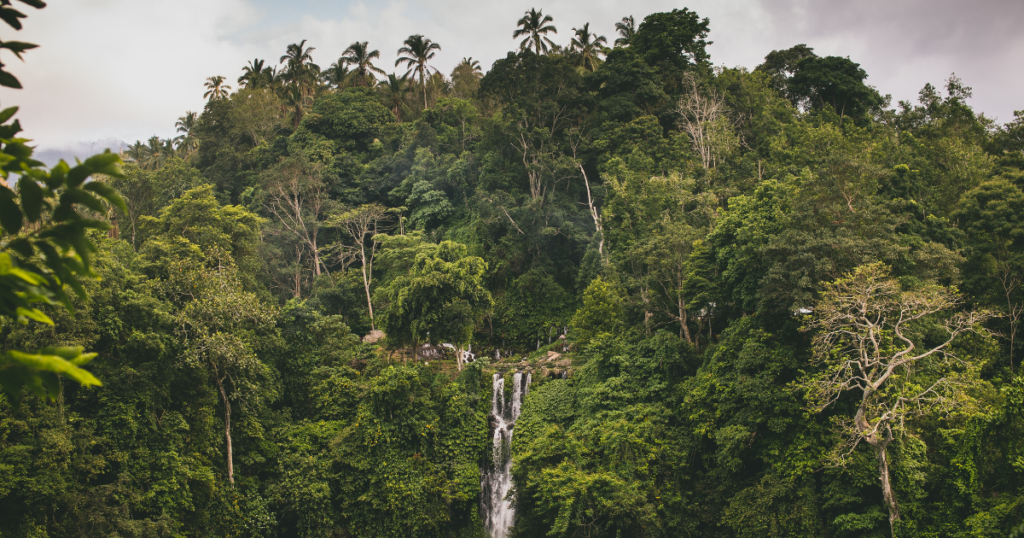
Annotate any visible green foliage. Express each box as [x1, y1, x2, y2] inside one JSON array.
[[140, 184, 262, 282], [299, 87, 395, 155], [630, 8, 711, 81], [0, 0, 45, 90], [788, 55, 883, 121], [4, 5, 1024, 537], [332, 364, 488, 537], [0, 100, 126, 402], [376, 239, 491, 349], [569, 277, 623, 347]]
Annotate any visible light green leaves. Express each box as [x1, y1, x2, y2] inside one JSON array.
[[0, 105, 121, 403], [0, 346, 101, 405]]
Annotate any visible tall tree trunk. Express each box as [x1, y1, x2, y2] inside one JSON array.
[[678, 292, 692, 344], [422, 70, 428, 110], [875, 437, 899, 536], [215, 375, 234, 485], [360, 241, 375, 330], [579, 164, 604, 262], [312, 238, 323, 277], [860, 404, 899, 537], [294, 246, 304, 298]]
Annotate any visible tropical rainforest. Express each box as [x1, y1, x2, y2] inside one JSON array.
[[1, 2, 1023, 537]]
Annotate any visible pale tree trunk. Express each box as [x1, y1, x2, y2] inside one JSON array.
[[858, 401, 899, 536], [312, 238, 322, 277], [999, 265, 1021, 374], [678, 293, 692, 344], [215, 374, 234, 486], [422, 68, 428, 110], [293, 246, 303, 298], [360, 241, 375, 330], [339, 206, 387, 332], [579, 164, 604, 261], [875, 437, 899, 536]]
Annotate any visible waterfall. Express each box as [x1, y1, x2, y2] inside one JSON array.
[[481, 372, 531, 538]]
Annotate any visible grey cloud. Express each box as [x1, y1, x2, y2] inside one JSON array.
[[12, 0, 1024, 153]]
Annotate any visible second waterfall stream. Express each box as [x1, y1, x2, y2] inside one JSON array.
[[481, 372, 531, 538]]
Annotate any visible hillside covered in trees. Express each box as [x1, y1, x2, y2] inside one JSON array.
[[2, 3, 1024, 538]]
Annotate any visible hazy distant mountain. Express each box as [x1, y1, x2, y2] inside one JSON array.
[[34, 138, 127, 167]]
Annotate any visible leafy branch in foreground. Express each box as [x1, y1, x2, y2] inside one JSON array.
[[0, 0, 46, 89], [0, 0, 127, 405], [0, 105, 126, 403]]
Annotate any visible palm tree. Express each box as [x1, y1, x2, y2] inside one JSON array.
[[323, 59, 351, 89], [280, 40, 319, 89], [176, 111, 198, 137], [514, 8, 557, 54], [341, 41, 386, 87], [450, 57, 483, 99], [459, 57, 481, 75], [378, 73, 411, 122], [238, 58, 265, 88], [203, 75, 231, 101], [614, 15, 635, 47], [570, 23, 608, 71], [280, 39, 316, 74], [142, 136, 173, 169], [175, 111, 200, 159], [124, 140, 149, 164], [395, 34, 441, 109], [282, 84, 312, 129]]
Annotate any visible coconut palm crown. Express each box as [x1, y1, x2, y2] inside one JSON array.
[[614, 15, 636, 47], [203, 76, 231, 101], [571, 23, 608, 71], [342, 41, 386, 87], [514, 8, 557, 54], [378, 73, 411, 122], [395, 34, 441, 109], [280, 39, 319, 87]]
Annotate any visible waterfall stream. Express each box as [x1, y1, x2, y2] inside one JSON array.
[[481, 372, 530, 538]]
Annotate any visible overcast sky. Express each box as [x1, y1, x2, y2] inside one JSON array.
[[4, 0, 1023, 151]]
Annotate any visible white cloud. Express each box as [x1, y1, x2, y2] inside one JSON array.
[[2, 0, 1022, 153], [3, 0, 260, 147]]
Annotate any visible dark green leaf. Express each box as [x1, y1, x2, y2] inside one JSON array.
[[83, 180, 126, 213], [46, 159, 68, 188], [0, 187, 22, 233], [0, 69, 22, 89], [17, 175, 42, 220], [60, 187, 107, 214], [0, 40, 37, 59], [0, 6, 26, 30], [0, 105, 18, 123], [66, 163, 91, 186], [0, 117, 22, 136], [6, 237, 32, 257]]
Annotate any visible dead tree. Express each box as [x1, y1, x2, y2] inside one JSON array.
[[332, 204, 390, 330]]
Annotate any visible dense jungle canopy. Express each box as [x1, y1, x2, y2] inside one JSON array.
[[1, 2, 1023, 537]]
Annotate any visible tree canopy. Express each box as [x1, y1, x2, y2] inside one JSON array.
[[2, 4, 1023, 538]]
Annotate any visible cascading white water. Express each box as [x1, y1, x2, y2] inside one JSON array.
[[481, 372, 530, 538]]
